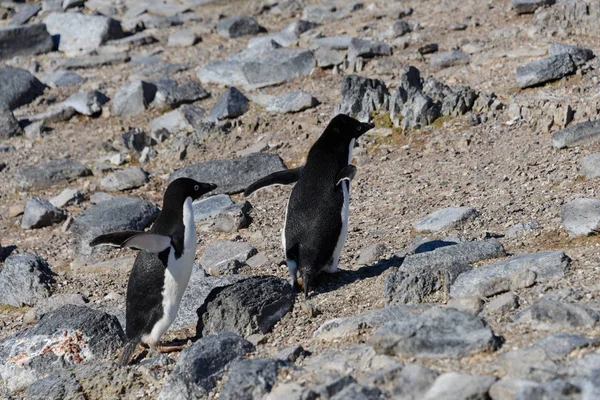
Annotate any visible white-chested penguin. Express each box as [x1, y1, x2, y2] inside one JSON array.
[[244, 114, 374, 297], [90, 178, 216, 365]]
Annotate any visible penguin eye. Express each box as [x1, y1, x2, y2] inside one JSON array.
[[194, 185, 199, 191], [357, 126, 362, 132]]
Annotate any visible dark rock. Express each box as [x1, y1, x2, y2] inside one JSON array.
[[0, 67, 46, 110], [516, 54, 575, 89], [200, 240, 257, 276], [515, 298, 600, 329], [389, 66, 441, 129], [14, 160, 91, 191], [26, 374, 83, 400], [370, 307, 502, 357], [549, 43, 595, 65], [331, 383, 382, 400], [70, 196, 159, 257], [63, 90, 109, 116], [157, 333, 254, 400], [44, 12, 124, 52], [21, 196, 68, 229], [0, 109, 23, 139], [277, 345, 308, 362], [197, 276, 295, 338], [42, 70, 84, 88], [0, 24, 53, 61], [430, 50, 469, 69], [8, 4, 42, 26], [513, 0, 556, 15], [418, 43, 439, 55], [423, 373, 497, 400], [562, 198, 600, 237], [121, 128, 154, 153], [59, 52, 130, 69], [207, 87, 249, 121], [29, 293, 87, 321], [112, 80, 157, 117], [169, 152, 287, 195], [390, 20, 411, 37], [99, 166, 149, 192], [152, 79, 210, 109], [334, 74, 389, 122], [221, 358, 287, 400], [553, 120, 600, 148], [0, 253, 52, 307], [423, 78, 479, 117], [217, 16, 263, 38]]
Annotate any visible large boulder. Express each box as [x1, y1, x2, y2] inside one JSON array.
[[0, 67, 46, 110], [44, 12, 123, 53], [0, 24, 53, 61], [0, 253, 53, 307]]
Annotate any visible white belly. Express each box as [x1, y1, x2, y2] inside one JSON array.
[[143, 197, 196, 346], [324, 180, 350, 273]]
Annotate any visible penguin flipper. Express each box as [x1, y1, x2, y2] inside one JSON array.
[[336, 164, 357, 186], [243, 167, 303, 197], [90, 231, 172, 253]]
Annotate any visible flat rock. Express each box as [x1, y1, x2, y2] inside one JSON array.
[[26, 374, 82, 400], [562, 198, 600, 237], [303, 4, 348, 23], [14, 160, 91, 191], [369, 307, 502, 358], [112, 80, 157, 117], [552, 120, 600, 148], [152, 79, 210, 108], [0, 24, 53, 61], [157, 333, 254, 400], [0, 110, 23, 139], [314, 47, 346, 67], [167, 29, 199, 47], [220, 358, 287, 400], [390, 20, 411, 37], [99, 166, 149, 192], [30, 293, 87, 321], [242, 48, 316, 89], [150, 104, 205, 140], [451, 251, 569, 298], [334, 74, 389, 122], [50, 188, 83, 208], [348, 37, 392, 61], [549, 42, 595, 65], [413, 206, 478, 232], [423, 373, 497, 400], [201, 202, 251, 233], [252, 90, 319, 114], [0, 253, 52, 307], [42, 70, 84, 88], [430, 50, 469, 69], [197, 276, 295, 338], [357, 243, 386, 265], [8, 4, 41, 26], [59, 52, 130, 69], [207, 87, 249, 121], [196, 60, 247, 87], [70, 196, 159, 257], [200, 240, 257, 276], [248, 30, 298, 48], [513, 0, 556, 15], [515, 54, 575, 89], [580, 153, 600, 179], [485, 293, 519, 315], [0, 67, 46, 110], [489, 377, 559, 400], [311, 35, 354, 50], [514, 298, 600, 330], [44, 12, 123, 53], [505, 221, 541, 236], [192, 194, 234, 221], [21, 196, 67, 229], [63, 90, 109, 116], [217, 16, 263, 39], [169, 152, 286, 195]]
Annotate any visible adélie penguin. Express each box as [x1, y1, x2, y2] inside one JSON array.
[[89, 178, 216, 365], [244, 114, 374, 297]]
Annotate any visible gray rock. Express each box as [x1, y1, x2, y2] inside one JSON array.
[[242, 48, 316, 89], [380, 364, 438, 399], [21, 196, 68, 229], [63, 90, 109, 116], [150, 104, 205, 140], [451, 251, 569, 298], [331, 383, 382, 400], [485, 293, 519, 315], [314, 47, 346, 67], [313, 305, 433, 341], [192, 194, 234, 221], [42, 70, 84, 88], [106, 32, 157, 49], [303, 4, 348, 23], [152, 79, 210, 109], [423, 77, 479, 117], [24, 121, 47, 139], [49, 188, 83, 208], [8, 4, 42, 26], [121, 128, 153, 153], [0, 109, 23, 139], [581, 153, 600, 179], [369, 308, 502, 358], [0, 67, 46, 110], [0, 253, 52, 307], [221, 358, 287, 400], [200, 240, 257, 276], [248, 30, 298, 48], [414, 206, 478, 232], [99, 166, 149, 191], [514, 298, 600, 329], [447, 296, 485, 315], [513, 0, 556, 15], [357, 243, 386, 265], [562, 198, 600, 237], [348, 38, 392, 61], [206, 202, 251, 233], [283, 19, 318, 36], [505, 221, 541, 237], [59, 52, 130, 69], [418, 43, 439, 55], [311, 35, 354, 50], [30, 293, 87, 321], [252, 91, 319, 114], [196, 60, 247, 87], [0, 305, 124, 393], [549, 43, 595, 65], [167, 29, 199, 47], [488, 378, 554, 400], [390, 20, 411, 37], [277, 345, 308, 362], [430, 50, 469, 69], [207, 87, 249, 121], [197, 276, 295, 337], [44, 12, 123, 53], [516, 54, 575, 89], [112, 80, 157, 117], [70, 196, 159, 257], [423, 373, 497, 400], [389, 66, 441, 129], [169, 152, 286, 195], [26, 104, 77, 124], [553, 120, 600, 149], [334, 74, 389, 122], [217, 16, 263, 39], [0, 24, 53, 61], [14, 159, 91, 191], [26, 374, 83, 400]]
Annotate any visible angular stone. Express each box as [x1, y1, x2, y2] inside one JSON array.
[[283, 19, 318, 36], [369, 308, 502, 358], [357, 243, 386, 265], [489, 378, 548, 400], [277, 345, 308, 363], [348, 38, 392, 61], [197, 276, 294, 337], [169, 153, 286, 195], [206, 202, 251, 233], [0, 67, 46, 111], [150, 104, 205, 140], [196, 60, 247, 87], [8, 4, 41, 26], [514, 299, 600, 330], [192, 194, 234, 221], [247, 30, 298, 48], [241, 49, 316, 89], [207, 87, 249, 121], [513, 0, 556, 15], [200, 240, 257, 276], [63, 91, 109, 116], [217, 16, 263, 39], [21, 196, 68, 229], [252, 91, 319, 114], [26, 375, 82, 400], [0, 109, 23, 139], [515, 54, 575, 89], [220, 358, 287, 400], [0, 24, 53, 61], [390, 66, 441, 129], [70, 196, 159, 257], [447, 296, 484, 315], [423, 77, 479, 117], [314, 47, 346, 67], [485, 293, 519, 315], [505, 221, 541, 237], [105, 32, 157, 50], [0, 253, 52, 307], [30, 293, 87, 321], [423, 373, 497, 400], [167, 29, 199, 47], [549, 43, 595, 65], [311, 35, 354, 50], [430, 50, 469, 69], [581, 153, 600, 179], [390, 20, 411, 37], [99, 166, 149, 192], [562, 198, 600, 237], [14, 160, 91, 191], [49, 188, 83, 208], [414, 206, 478, 232], [331, 383, 382, 400], [451, 251, 569, 298], [157, 333, 254, 400], [302, 4, 348, 23], [553, 120, 600, 148], [152, 79, 210, 109], [44, 12, 124, 53], [334, 74, 389, 122], [112, 80, 157, 117], [42, 70, 84, 88]]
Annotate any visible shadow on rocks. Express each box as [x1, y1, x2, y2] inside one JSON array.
[[0, 245, 17, 262]]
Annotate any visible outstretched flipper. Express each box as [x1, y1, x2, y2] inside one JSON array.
[[90, 231, 172, 253], [336, 164, 357, 186], [244, 167, 303, 197]]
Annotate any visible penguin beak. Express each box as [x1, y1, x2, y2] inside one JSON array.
[[356, 122, 375, 138], [196, 183, 218, 198]]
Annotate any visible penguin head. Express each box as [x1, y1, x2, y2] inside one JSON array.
[[324, 114, 375, 143], [165, 178, 217, 203]]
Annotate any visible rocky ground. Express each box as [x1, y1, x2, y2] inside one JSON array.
[[2, 0, 600, 398]]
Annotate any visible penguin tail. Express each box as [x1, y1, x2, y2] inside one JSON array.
[[119, 338, 139, 366]]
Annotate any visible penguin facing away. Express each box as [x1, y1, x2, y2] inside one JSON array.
[[245, 114, 374, 297], [90, 178, 216, 365]]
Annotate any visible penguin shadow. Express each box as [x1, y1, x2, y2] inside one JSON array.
[[0, 245, 16, 262]]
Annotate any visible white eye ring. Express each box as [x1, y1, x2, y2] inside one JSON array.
[[194, 185, 199, 191], [357, 126, 362, 131]]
